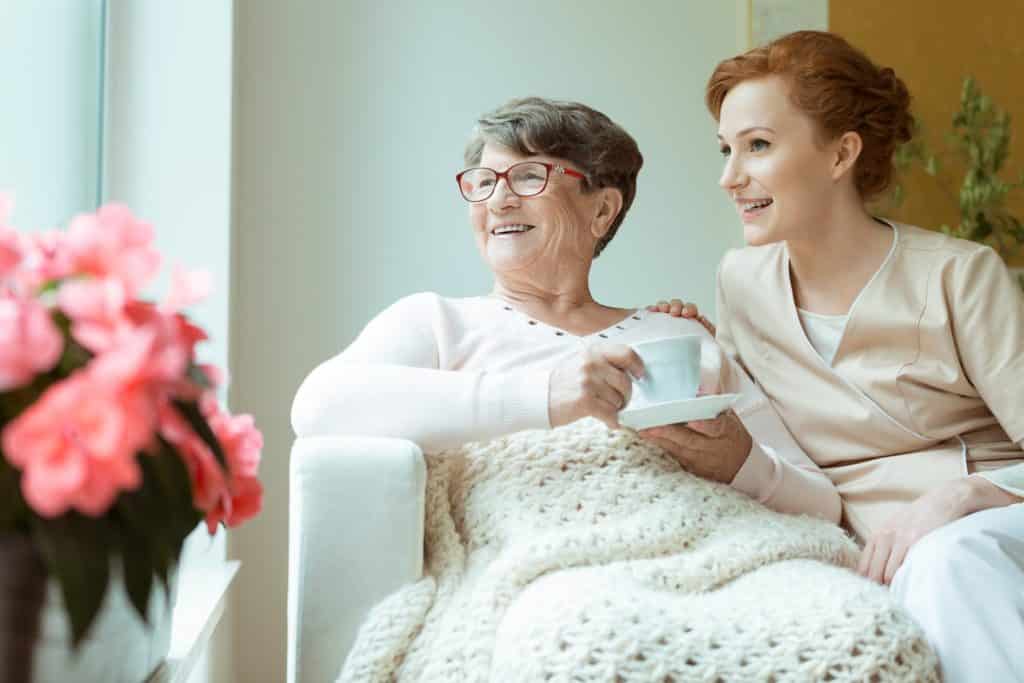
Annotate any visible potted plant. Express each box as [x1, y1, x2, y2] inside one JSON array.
[[0, 195, 263, 682], [889, 77, 1024, 289]]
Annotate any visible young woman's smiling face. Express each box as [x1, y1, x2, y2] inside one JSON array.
[[717, 75, 844, 246]]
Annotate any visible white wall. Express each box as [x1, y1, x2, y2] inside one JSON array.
[[232, 2, 747, 680], [103, 2, 235, 681], [0, 1, 103, 229]]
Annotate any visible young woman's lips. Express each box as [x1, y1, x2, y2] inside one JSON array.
[[738, 199, 773, 219]]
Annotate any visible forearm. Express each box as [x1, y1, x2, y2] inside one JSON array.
[[732, 441, 842, 523], [719, 348, 842, 523], [291, 359, 551, 452]]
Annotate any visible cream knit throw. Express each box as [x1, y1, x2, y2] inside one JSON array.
[[339, 419, 938, 682]]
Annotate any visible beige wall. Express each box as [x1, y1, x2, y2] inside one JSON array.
[[830, 0, 1024, 265]]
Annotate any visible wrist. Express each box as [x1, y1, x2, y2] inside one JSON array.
[[959, 475, 1022, 515]]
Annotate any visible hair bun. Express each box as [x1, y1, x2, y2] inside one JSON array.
[[875, 67, 914, 144]]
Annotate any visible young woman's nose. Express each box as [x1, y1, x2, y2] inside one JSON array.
[[719, 154, 747, 192]]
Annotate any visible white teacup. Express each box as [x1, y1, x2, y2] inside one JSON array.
[[626, 335, 701, 408]]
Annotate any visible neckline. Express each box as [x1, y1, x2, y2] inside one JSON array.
[[784, 220, 899, 368], [486, 296, 646, 340], [797, 308, 850, 322]]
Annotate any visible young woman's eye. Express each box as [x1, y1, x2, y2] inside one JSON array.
[[750, 139, 770, 152], [719, 145, 731, 157]]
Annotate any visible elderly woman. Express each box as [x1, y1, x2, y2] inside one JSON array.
[[291, 96, 838, 521], [653, 31, 1024, 683]]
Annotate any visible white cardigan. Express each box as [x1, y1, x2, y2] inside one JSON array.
[[291, 292, 841, 521]]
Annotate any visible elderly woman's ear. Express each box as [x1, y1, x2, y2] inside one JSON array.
[[589, 187, 625, 240]]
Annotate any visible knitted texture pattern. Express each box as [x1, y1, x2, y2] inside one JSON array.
[[339, 419, 938, 682]]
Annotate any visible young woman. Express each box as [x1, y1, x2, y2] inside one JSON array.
[[648, 31, 1024, 682]]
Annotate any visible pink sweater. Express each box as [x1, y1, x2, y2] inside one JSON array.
[[291, 292, 842, 522]]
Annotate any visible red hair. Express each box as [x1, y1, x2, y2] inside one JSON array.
[[706, 31, 913, 199]]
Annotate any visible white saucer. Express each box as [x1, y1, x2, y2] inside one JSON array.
[[618, 393, 740, 431]]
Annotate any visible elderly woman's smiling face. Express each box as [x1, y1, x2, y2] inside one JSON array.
[[470, 144, 606, 279]]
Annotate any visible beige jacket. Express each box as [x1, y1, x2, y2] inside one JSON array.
[[716, 222, 1024, 540]]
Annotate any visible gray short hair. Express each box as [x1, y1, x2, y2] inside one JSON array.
[[464, 97, 643, 257]]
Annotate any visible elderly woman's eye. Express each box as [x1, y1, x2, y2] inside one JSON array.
[[750, 139, 770, 152]]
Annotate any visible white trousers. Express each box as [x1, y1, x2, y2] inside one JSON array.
[[890, 504, 1024, 683]]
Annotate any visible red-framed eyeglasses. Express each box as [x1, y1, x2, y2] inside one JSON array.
[[455, 161, 585, 202]]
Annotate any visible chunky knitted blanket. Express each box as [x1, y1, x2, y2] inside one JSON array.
[[339, 419, 938, 682]]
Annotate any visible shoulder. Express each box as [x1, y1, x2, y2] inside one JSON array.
[[383, 291, 491, 316], [890, 221, 1007, 278], [892, 221, 996, 261], [370, 291, 487, 330]]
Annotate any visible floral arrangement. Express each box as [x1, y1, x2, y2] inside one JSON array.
[[0, 195, 263, 646]]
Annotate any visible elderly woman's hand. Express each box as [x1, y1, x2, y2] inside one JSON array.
[[638, 411, 752, 483], [549, 344, 645, 430], [647, 298, 716, 337]]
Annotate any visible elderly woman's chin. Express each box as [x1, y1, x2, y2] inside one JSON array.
[[481, 235, 544, 271]]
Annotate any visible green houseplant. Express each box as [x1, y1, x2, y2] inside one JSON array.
[[890, 77, 1024, 289]]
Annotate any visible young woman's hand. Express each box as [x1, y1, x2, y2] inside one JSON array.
[[638, 410, 752, 483], [647, 298, 716, 336], [548, 344, 645, 430], [858, 475, 1023, 584]]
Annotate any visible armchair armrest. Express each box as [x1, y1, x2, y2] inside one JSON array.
[[287, 436, 426, 683]]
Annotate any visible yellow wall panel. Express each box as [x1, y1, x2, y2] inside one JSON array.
[[830, 1, 1023, 263]]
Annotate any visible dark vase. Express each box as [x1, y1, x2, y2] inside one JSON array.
[[0, 534, 46, 683], [0, 533, 175, 682]]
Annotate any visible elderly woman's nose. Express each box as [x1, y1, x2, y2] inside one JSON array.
[[488, 177, 519, 208]]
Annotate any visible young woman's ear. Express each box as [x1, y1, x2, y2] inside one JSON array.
[[832, 131, 864, 183], [591, 188, 624, 239]]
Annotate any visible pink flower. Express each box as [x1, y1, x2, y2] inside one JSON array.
[[60, 293, 206, 398], [1, 370, 156, 517], [203, 406, 263, 532], [57, 277, 131, 352], [161, 266, 211, 314], [0, 295, 64, 391], [16, 230, 77, 293], [66, 204, 161, 296], [157, 401, 227, 512], [0, 229, 22, 280], [209, 409, 262, 479]]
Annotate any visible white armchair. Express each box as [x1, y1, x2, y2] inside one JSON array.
[[287, 436, 427, 683]]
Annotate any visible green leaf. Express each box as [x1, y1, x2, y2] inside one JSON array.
[[120, 538, 154, 626], [187, 363, 214, 390], [31, 515, 113, 648], [116, 445, 201, 606], [172, 399, 229, 473]]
